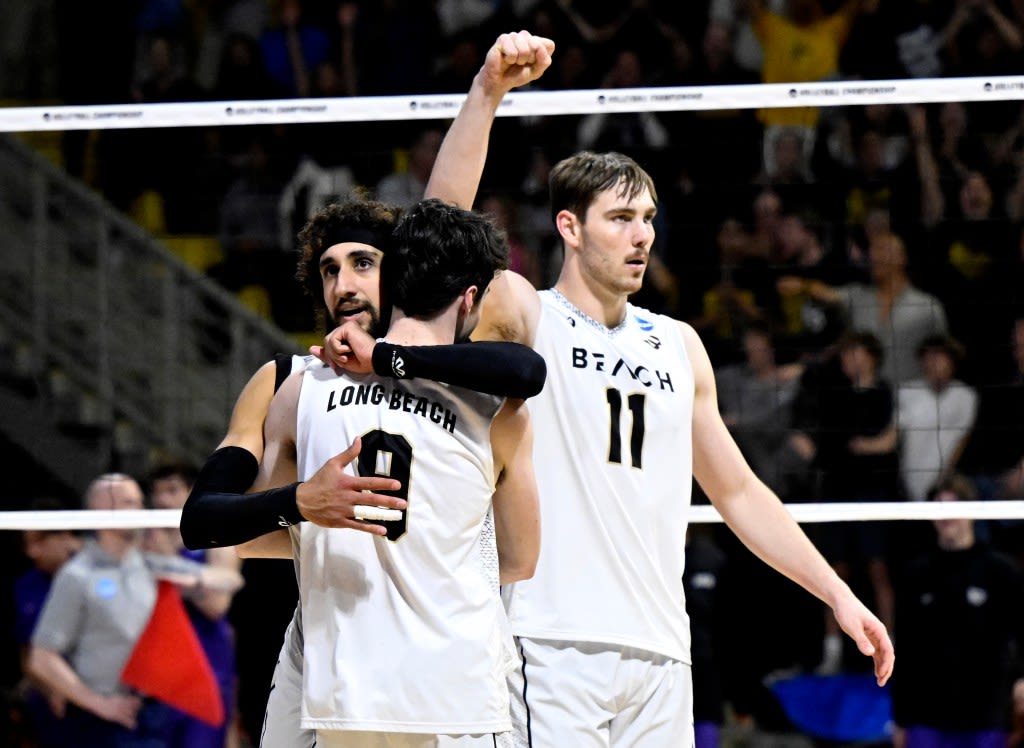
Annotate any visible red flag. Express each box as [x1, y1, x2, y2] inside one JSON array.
[[121, 580, 225, 727]]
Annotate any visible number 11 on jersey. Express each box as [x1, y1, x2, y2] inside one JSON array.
[[606, 388, 646, 469]]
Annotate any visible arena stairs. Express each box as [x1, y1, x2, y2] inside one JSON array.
[[0, 133, 302, 497]]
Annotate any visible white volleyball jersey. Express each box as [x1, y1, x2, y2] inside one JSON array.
[[284, 354, 322, 665], [294, 367, 511, 734], [503, 290, 694, 663]]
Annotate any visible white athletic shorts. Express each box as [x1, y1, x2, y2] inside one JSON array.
[[316, 730, 502, 747], [260, 612, 515, 748], [506, 638, 694, 747], [260, 616, 314, 748]]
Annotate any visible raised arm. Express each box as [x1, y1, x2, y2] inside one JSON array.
[[907, 105, 945, 228], [489, 398, 540, 583], [426, 30, 554, 209], [681, 320, 895, 686]]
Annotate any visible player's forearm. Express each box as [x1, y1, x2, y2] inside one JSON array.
[[236, 529, 294, 560], [497, 534, 540, 584], [495, 494, 541, 584], [424, 71, 504, 208], [372, 341, 547, 399], [716, 478, 850, 608], [180, 446, 304, 549]]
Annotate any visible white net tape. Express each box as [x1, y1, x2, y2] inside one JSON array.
[[1, 75, 1022, 132], [3, 501, 1024, 531]]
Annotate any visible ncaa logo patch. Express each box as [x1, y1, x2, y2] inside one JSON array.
[[96, 577, 117, 598], [634, 314, 654, 331]]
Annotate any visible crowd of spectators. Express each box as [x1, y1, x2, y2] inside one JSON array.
[[3, 0, 1024, 744]]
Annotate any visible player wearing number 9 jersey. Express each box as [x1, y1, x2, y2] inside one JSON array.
[[295, 371, 515, 739], [258, 199, 540, 748]]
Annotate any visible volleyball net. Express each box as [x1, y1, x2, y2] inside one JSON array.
[[0, 72, 1022, 531], [0, 75, 1022, 130]]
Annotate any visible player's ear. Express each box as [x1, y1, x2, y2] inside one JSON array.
[[555, 209, 581, 248], [461, 285, 479, 315]]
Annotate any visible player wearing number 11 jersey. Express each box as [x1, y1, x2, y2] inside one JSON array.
[[501, 288, 694, 663], [474, 150, 895, 747]]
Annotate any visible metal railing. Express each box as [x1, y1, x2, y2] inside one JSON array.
[[0, 133, 302, 488]]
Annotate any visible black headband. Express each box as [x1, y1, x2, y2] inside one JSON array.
[[321, 225, 392, 252]]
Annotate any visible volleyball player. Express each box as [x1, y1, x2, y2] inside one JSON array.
[[179, 30, 554, 748], [257, 199, 539, 748], [469, 150, 895, 745]]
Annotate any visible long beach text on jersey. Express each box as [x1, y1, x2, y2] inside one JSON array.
[[324, 382, 457, 433]]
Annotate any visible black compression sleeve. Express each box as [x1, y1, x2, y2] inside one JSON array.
[[180, 446, 305, 549], [371, 341, 547, 399]]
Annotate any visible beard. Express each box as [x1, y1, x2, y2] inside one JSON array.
[[328, 303, 384, 338]]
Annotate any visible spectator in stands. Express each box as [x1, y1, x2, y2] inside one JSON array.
[[716, 321, 805, 496], [576, 50, 669, 155], [693, 217, 767, 365], [842, 104, 901, 167], [810, 331, 899, 673], [933, 102, 992, 189], [680, 21, 762, 184], [26, 473, 242, 748], [192, 0, 268, 92], [322, 1, 359, 98], [13, 497, 80, 748], [434, 0, 498, 39], [213, 32, 275, 101], [772, 209, 852, 361], [430, 30, 486, 94], [922, 166, 1017, 379], [752, 126, 819, 215], [258, 0, 330, 98], [960, 316, 1024, 553], [897, 335, 978, 502], [848, 1, 954, 80], [692, 20, 758, 88], [709, 0, 782, 76], [746, 0, 868, 173], [748, 189, 784, 266], [130, 33, 208, 235], [782, 231, 948, 384], [145, 461, 242, 748], [893, 473, 1024, 748], [943, 0, 1023, 78], [823, 118, 917, 238], [211, 132, 295, 326], [376, 127, 444, 210]]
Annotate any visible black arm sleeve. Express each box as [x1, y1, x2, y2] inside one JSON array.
[[180, 446, 305, 550], [371, 341, 547, 399]]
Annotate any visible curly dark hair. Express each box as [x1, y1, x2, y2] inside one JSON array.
[[295, 195, 401, 328]]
